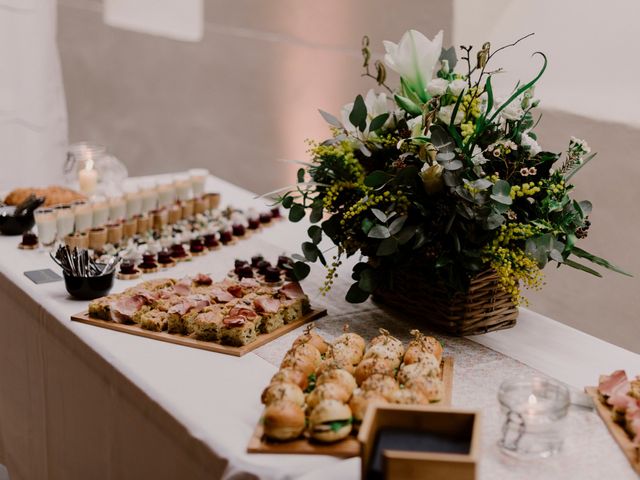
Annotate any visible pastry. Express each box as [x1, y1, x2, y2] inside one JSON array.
[[308, 400, 352, 443], [139, 310, 169, 332], [5, 185, 85, 207], [391, 387, 431, 405], [262, 401, 306, 441], [349, 389, 388, 427], [405, 376, 444, 403], [360, 374, 400, 401], [397, 357, 440, 385]]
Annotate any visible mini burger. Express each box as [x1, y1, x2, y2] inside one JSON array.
[[391, 387, 430, 405], [360, 374, 400, 401], [280, 354, 316, 378], [281, 343, 322, 371], [349, 389, 387, 429], [333, 330, 366, 356], [397, 356, 440, 385], [261, 381, 305, 407], [354, 357, 395, 386], [306, 382, 350, 410], [369, 329, 404, 357], [308, 399, 353, 443], [316, 368, 357, 396], [292, 325, 329, 355], [330, 342, 363, 367], [316, 358, 355, 376], [271, 367, 309, 391], [405, 330, 443, 363], [405, 376, 444, 402], [262, 400, 306, 441], [362, 343, 403, 369]]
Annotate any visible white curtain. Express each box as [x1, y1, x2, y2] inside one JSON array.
[[0, 0, 67, 192]]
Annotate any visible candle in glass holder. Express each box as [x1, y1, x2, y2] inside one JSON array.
[[72, 201, 93, 232], [125, 187, 142, 219], [91, 197, 110, 228], [34, 208, 57, 246], [78, 155, 98, 195], [55, 205, 75, 239], [157, 178, 176, 207], [108, 195, 126, 222], [498, 375, 570, 459], [189, 168, 209, 198], [174, 174, 192, 202]]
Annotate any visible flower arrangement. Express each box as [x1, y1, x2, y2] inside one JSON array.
[[278, 29, 630, 305]]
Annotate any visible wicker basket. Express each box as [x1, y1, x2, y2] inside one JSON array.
[[373, 269, 518, 336]]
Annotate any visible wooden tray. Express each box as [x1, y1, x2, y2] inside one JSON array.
[[71, 308, 327, 357], [247, 357, 454, 457], [585, 386, 640, 473]]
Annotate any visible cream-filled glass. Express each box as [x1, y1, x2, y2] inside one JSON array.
[[55, 205, 75, 239], [91, 197, 110, 228], [174, 174, 192, 202], [108, 195, 126, 222], [189, 168, 209, 198], [124, 187, 143, 219], [157, 177, 176, 207], [72, 201, 93, 232], [34, 208, 57, 246], [140, 181, 159, 214]]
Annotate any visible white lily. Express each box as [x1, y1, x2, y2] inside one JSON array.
[[383, 29, 443, 101], [437, 104, 464, 125], [341, 89, 390, 136]]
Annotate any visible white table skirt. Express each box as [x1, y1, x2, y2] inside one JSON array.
[[0, 174, 638, 480]]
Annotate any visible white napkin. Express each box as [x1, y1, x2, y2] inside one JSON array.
[[103, 0, 203, 42]]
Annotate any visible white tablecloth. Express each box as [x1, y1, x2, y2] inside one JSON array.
[[1, 175, 639, 480]]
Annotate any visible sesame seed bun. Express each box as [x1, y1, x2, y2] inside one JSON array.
[[262, 401, 305, 441], [261, 382, 305, 407], [308, 400, 352, 442], [316, 368, 357, 396]]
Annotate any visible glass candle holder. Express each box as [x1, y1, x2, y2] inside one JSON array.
[[498, 375, 570, 459], [69, 143, 104, 195], [34, 208, 57, 246]]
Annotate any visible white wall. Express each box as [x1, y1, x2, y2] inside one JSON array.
[[453, 0, 640, 127]]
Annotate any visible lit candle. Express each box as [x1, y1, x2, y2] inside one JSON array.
[[78, 154, 98, 195]]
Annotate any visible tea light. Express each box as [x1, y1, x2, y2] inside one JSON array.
[[91, 197, 110, 228], [189, 168, 209, 198], [108, 196, 126, 222], [78, 155, 98, 195], [157, 178, 176, 207], [55, 205, 75, 238], [498, 375, 570, 459], [34, 208, 57, 246], [124, 187, 143, 219], [174, 174, 192, 202], [139, 181, 159, 214], [72, 201, 93, 232]]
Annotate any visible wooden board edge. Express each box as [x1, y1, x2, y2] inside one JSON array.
[[71, 308, 328, 357], [585, 386, 640, 473], [246, 356, 455, 456]]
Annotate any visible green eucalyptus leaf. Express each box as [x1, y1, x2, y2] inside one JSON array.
[[308, 225, 322, 244], [349, 95, 367, 132], [578, 200, 593, 216], [364, 170, 390, 188], [572, 247, 632, 277], [361, 217, 375, 234], [371, 208, 387, 223], [358, 269, 378, 293], [318, 109, 343, 128], [369, 113, 389, 132], [388, 215, 407, 235], [484, 213, 505, 230], [297, 168, 305, 183], [288, 204, 305, 222], [441, 159, 463, 170], [490, 180, 512, 205], [310, 205, 323, 223], [282, 196, 294, 208], [351, 262, 369, 280], [291, 253, 306, 263], [397, 224, 417, 245], [376, 237, 398, 256], [368, 225, 390, 239], [346, 283, 370, 303], [302, 242, 319, 262], [293, 261, 311, 280]]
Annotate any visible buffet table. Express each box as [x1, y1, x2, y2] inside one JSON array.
[[0, 174, 639, 480]]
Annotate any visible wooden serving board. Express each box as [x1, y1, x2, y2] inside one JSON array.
[[247, 357, 454, 457], [585, 386, 640, 473], [71, 308, 327, 357]]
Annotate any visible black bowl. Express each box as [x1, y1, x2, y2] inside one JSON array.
[[0, 206, 35, 235], [63, 270, 115, 300]]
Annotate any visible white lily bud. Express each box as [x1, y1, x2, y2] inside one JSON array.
[[420, 163, 444, 195]]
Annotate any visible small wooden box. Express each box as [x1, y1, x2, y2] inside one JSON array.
[[357, 404, 480, 480]]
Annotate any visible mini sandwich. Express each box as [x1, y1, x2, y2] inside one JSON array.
[[354, 357, 395, 386], [308, 400, 353, 443], [333, 331, 366, 357], [405, 376, 444, 403], [363, 344, 403, 369], [360, 374, 400, 401], [306, 383, 351, 410], [404, 330, 443, 364], [391, 387, 430, 405], [261, 381, 305, 407], [271, 368, 309, 391], [262, 400, 306, 441], [316, 368, 357, 396], [292, 325, 329, 355], [349, 389, 388, 429], [280, 346, 320, 377], [397, 356, 440, 385], [368, 329, 404, 358]]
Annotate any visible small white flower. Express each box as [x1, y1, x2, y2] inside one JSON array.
[[500, 102, 524, 121], [427, 78, 449, 97], [419, 162, 444, 195], [340, 89, 390, 136], [520, 132, 541, 156], [437, 104, 464, 125], [448, 79, 467, 96], [407, 116, 424, 137], [471, 145, 489, 165]]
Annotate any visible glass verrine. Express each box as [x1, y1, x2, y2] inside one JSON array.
[[189, 168, 209, 197], [72, 200, 93, 232], [498, 375, 570, 459], [34, 208, 57, 246], [54, 205, 75, 239]]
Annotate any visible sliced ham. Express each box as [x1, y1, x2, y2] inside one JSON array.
[[598, 370, 628, 398], [280, 282, 305, 300], [228, 306, 258, 319], [168, 295, 210, 316], [134, 288, 159, 304], [227, 284, 244, 298], [223, 315, 247, 327], [209, 287, 235, 303], [110, 295, 146, 323], [253, 296, 280, 314], [194, 273, 213, 286], [173, 278, 192, 296]]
